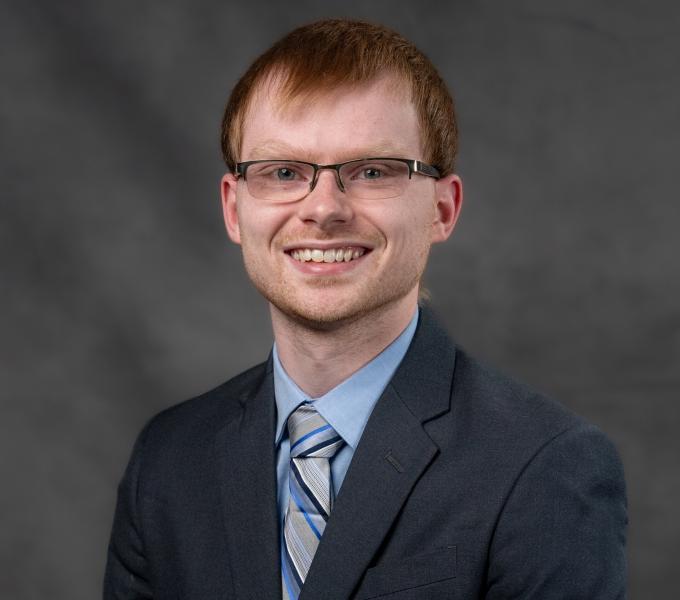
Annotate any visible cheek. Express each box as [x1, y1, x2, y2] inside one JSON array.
[[237, 203, 289, 246], [380, 204, 435, 251]]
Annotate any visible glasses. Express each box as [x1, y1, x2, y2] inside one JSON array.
[[235, 158, 440, 202]]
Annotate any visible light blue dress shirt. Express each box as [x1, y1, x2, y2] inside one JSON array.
[[273, 308, 419, 525]]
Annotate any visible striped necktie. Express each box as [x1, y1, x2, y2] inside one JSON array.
[[281, 403, 344, 600]]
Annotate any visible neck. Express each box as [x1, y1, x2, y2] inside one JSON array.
[[271, 290, 418, 398]]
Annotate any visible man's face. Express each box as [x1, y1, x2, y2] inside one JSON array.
[[222, 76, 461, 328]]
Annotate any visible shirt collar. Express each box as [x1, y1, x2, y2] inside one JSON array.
[[273, 308, 419, 450]]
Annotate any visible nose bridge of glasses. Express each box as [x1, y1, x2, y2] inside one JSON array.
[[310, 164, 346, 194]]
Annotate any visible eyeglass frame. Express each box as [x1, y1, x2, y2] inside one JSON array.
[[234, 157, 441, 199]]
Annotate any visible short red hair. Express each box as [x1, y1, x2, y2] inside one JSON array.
[[220, 19, 458, 176]]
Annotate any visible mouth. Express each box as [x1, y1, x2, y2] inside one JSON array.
[[285, 246, 370, 264]]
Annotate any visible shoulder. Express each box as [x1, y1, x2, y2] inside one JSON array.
[[445, 347, 626, 515], [451, 346, 620, 460], [453, 348, 580, 436], [404, 306, 617, 458], [135, 360, 270, 455], [405, 301, 625, 483]]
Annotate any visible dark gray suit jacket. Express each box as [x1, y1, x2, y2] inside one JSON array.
[[104, 308, 627, 599]]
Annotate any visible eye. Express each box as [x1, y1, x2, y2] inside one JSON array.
[[276, 167, 297, 181], [362, 167, 382, 180], [249, 162, 309, 181], [348, 161, 401, 182]]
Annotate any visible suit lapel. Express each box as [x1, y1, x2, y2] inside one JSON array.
[[300, 307, 457, 600], [215, 360, 281, 600]]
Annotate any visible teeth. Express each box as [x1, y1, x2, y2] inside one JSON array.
[[289, 247, 366, 263]]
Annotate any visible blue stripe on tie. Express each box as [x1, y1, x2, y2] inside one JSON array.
[[282, 524, 307, 590], [299, 435, 343, 457], [288, 465, 319, 516], [281, 543, 300, 598], [289, 483, 322, 539], [290, 423, 332, 451], [290, 460, 329, 520]]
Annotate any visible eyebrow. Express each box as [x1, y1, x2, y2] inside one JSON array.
[[245, 140, 414, 163]]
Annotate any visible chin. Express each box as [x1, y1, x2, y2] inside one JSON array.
[[269, 285, 418, 333], [274, 298, 370, 331]]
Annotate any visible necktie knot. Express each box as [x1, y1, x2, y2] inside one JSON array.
[[287, 403, 344, 459]]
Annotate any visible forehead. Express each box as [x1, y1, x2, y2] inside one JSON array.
[[239, 75, 422, 162]]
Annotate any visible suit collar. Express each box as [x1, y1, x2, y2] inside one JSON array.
[[390, 304, 456, 423]]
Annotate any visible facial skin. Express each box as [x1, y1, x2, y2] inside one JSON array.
[[221, 76, 462, 334]]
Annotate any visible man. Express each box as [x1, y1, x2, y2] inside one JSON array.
[[104, 19, 627, 599]]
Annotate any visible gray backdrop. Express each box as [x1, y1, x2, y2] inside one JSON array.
[[1, 0, 678, 598]]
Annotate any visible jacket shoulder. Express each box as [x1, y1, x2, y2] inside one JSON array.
[[450, 347, 603, 455], [138, 360, 270, 450]]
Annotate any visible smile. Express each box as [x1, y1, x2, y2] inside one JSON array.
[[287, 247, 367, 263]]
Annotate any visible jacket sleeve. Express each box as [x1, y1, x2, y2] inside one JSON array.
[[485, 423, 628, 599], [103, 426, 153, 599]]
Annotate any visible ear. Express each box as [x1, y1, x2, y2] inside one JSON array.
[[431, 174, 463, 243], [221, 173, 241, 245]]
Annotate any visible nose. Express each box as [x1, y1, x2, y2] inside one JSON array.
[[295, 169, 353, 228]]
